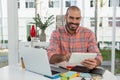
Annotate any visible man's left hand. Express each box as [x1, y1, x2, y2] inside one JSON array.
[[81, 58, 98, 69]]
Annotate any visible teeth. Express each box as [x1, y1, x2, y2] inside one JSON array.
[[71, 24, 76, 27], [71, 24, 75, 26]]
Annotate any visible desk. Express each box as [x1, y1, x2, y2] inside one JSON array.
[[0, 64, 117, 80]]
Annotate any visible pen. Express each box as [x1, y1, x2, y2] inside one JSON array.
[[21, 57, 25, 69]]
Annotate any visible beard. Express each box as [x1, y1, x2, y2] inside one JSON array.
[[66, 21, 79, 32]]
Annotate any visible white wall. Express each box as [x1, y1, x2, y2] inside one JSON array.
[[1, 0, 120, 42]]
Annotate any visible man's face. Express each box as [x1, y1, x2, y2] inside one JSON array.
[[65, 9, 81, 32]]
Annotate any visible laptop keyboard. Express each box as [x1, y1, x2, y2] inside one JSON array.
[[50, 64, 68, 75], [50, 65, 61, 75], [51, 70, 60, 75]]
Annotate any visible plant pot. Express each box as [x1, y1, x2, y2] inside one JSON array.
[[39, 30, 46, 42]]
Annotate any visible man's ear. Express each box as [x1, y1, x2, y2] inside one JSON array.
[[80, 16, 82, 20]]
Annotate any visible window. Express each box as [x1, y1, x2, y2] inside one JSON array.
[[109, 0, 120, 7], [90, 17, 95, 27], [66, 1, 71, 7], [108, 17, 120, 27], [117, 0, 120, 7], [90, 0, 94, 7], [109, 0, 112, 7], [18, 0, 20, 8], [99, 17, 103, 27], [48, 0, 59, 8], [90, 17, 103, 27], [65, 0, 77, 7], [49, 1, 53, 7], [25, 0, 35, 8]]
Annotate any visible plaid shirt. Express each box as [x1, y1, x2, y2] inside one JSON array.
[[47, 26, 102, 62]]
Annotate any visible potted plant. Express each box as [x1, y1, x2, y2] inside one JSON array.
[[31, 14, 54, 42]]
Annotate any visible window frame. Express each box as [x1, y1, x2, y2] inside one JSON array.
[[25, 0, 35, 8], [48, 0, 59, 8], [65, 0, 77, 7]]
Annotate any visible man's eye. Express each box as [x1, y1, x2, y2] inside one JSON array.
[[76, 17, 80, 20], [69, 16, 80, 20], [69, 17, 74, 19]]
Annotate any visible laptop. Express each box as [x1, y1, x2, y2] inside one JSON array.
[[20, 47, 67, 77]]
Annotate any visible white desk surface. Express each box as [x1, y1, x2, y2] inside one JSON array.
[[0, 64, 117, 80]]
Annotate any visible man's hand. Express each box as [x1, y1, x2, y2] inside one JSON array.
[[49, 53, 71, 64], [81, 58, 100, 69]]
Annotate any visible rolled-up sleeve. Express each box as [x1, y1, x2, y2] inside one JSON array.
[[87, 31, 103, 63], [47, 30, 61, 60]]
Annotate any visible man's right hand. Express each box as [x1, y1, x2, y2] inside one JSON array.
[[49, 53, 71, 64]]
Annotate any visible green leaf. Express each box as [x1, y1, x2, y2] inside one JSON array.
[[30, 14, 54, 31]]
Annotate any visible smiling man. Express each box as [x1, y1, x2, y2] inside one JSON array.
[[47, 6, 102, 69]]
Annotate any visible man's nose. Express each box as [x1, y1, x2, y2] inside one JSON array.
[[73, 18, 78, 24], [72, 18, 78, 23]]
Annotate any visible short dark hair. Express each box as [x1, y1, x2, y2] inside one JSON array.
[[66, 6, 80, 16]]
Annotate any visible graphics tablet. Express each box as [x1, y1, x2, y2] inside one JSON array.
[[69, 53, 97, 64]]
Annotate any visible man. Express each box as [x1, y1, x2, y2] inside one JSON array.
[[47, 6, 102, 69]]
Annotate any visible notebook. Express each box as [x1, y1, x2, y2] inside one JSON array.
[[69, 52, 97, 64], [20, 47, 67, 77]]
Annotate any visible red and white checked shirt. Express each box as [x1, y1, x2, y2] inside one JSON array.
[[47, 26, 102, 63]]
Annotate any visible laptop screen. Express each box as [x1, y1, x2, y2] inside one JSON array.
[[20, 47, 67, 77]]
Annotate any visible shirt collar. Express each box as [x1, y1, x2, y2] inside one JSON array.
[[64, 26, 80, 35]]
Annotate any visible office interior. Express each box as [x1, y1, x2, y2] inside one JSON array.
[[0, 0, 120, 78]]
